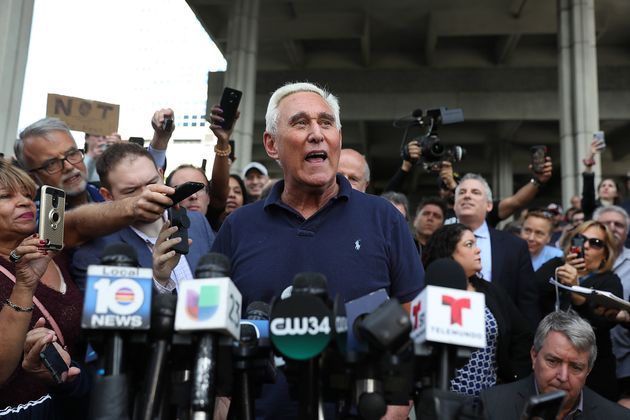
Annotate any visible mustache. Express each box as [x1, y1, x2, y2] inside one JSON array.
[[60, 169, 83, 182]]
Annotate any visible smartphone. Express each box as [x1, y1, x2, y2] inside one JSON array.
[[167, 207, 190, 254], [162, 118, 174, 132], [40, 344, 69, 385], [129, 137, 145, 148], [530, 145, 547, 174], [228, 139, 236, 162], [219, 87, 242, 130], [570, 234, 586, 259], [166, 181, 205, 208], [39, 186, 65, 251], [594, 131, 606, 150], [520, 390, 565, 420]]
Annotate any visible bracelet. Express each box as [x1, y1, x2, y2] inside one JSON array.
[[529, 178, 542, 188], [214, 144, 231, 157], [582, 158, 595, 167], [4, 298, 34, 312]]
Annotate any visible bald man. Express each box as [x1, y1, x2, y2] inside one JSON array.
[[338, 148, 370, 192]]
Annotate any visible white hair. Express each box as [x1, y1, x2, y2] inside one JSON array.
[[455, 173, 493, 203], [265, 82, 341, 135]]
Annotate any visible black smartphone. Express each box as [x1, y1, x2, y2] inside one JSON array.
[[39, 186, 66, 250], [166, 181, 205, 208], [167, 207, 191, 254], [40, 344, 69, 385], [570, 234, 586, 259], [219, 87, 242, 130], [129, 137, 145, 148], [520, 390, 565, 420], [162, 118, 174, 132], [229, 139, 236, 162], [530, 145, 547, 174]]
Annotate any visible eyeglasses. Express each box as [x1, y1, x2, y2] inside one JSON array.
[[581, 235, 605, 249], [30, 149, 84, 174], [601, 220, 627, 230]]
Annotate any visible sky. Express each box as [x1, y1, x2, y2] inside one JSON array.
[[18, 0, 227, 169]]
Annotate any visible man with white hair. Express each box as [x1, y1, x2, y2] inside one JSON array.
[[212, 82, 424, 419], [453, 173, 539, 327]]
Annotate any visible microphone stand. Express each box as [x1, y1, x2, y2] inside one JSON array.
[[191, 334, 217, 419]]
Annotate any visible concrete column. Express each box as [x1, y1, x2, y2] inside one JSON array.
[[0, 0, 34, 157], [557, 0, 600, 208], [224, 0, 259, 173], [491, 139, 513, 202]]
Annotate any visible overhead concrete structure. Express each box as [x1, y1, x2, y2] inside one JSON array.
[[186, 0, 630, 208]]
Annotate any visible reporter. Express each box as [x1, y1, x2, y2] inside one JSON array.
[[0, 159, 87, 415], [424, 223, 532, 396], [535, 220, 623, 400]]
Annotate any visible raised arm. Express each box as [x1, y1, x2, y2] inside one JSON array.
[[497, 156, 553, 220]]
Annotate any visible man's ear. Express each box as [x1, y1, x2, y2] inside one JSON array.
[[486, 200, 493, 214], [530, 346, 537, 368], [99, 187, 113, 201], [263, 132, 279, 160]]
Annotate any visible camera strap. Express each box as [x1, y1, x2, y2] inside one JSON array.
[[0, 264, 66, 348]]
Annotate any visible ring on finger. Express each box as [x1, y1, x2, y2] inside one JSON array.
[[9, 250, 22, 263]]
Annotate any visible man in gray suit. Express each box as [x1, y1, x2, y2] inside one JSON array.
[[480, 310, 630, 419]]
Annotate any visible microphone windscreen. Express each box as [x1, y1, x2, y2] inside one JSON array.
[[194, 253, 230, 278], [292, 272, 328, 298], [246, 301, 270, 320], [425, 258, 468, 290], [100, 242, 139, 267]]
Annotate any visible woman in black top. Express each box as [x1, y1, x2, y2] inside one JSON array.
[[535, 220, 623, 400], [425, 223, 533, 396]]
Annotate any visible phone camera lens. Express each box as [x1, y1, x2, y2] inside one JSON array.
[[52, 195, 58, 208]]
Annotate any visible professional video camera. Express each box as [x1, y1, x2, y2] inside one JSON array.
[[395, 107, 466, 171]]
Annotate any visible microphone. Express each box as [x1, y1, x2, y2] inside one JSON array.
[[82, 243, 152, 419], [227, 301, 276, 420], [270, 273, 333, 420], [174, 253, 242, 419], [136, 293, 177, 420], [409, 258, 486, 390], [269, 273, 333, 361]]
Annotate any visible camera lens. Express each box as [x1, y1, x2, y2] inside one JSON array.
[[52, 195, 58, 208], [51, 211, 59, 223]]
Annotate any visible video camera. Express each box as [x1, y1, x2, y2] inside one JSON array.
[[397, 107, 465, 171]]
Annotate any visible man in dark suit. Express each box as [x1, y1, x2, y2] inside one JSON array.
[[480, 310, 630, 419], [453, 173, 540, 327], [71, 142, 215, 291]]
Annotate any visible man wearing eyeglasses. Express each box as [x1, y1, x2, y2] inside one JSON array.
[[12, 117, 176, 247]]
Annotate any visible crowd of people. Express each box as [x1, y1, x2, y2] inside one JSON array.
[[2, 80, 630, 419]]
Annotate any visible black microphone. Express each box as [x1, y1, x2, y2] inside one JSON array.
[[425, 258, 468, 290], [86, 243, 144, 420], [191, 253, 231, 419], [227, 302, 275, 420], [270, 273, 333, 420], [137, 293, 177, 420]]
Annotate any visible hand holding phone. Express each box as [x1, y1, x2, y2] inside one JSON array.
[[218, 87, 242, 130], [165, 181, 205, 208], [570, 234, 586, 259], [593, 131, 605, 151], [167, 207, 191, 254], [520, 390, 566, 420], [38, 186, 65, 250], [530, 145, 547, 174], [40, 344, 69, 385]]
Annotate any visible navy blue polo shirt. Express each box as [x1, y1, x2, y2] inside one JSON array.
[[212, 174, 424, 310]]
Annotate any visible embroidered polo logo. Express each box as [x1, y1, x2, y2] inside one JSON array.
[[354, 239, 361, 251]]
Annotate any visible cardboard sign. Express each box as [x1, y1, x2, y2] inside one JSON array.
[[46, 93, 119, 135]]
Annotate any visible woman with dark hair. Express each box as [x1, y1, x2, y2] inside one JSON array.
[[216, 174, 248, 230], [424, 223, 532, 396], [535, 220, 623, 400], [582, 137, 622, 219]]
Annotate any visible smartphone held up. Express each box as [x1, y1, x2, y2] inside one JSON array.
[[38, 186, 65, 250]]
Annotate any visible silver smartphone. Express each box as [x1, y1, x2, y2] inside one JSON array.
[[38, 186, 66, 250]]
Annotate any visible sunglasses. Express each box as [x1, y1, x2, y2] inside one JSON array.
[[576, 234, 605, 249]]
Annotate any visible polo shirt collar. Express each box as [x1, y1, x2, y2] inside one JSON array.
[[263, 174, 352, 211]]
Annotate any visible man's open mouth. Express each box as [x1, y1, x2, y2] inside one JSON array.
[[305, 151, 327, 162]]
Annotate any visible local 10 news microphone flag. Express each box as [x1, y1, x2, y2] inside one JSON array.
[[80, 243, 153, 419], [174, 253, 242, 419]]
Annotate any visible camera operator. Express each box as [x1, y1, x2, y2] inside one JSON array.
[[386, 140, 554, 228]]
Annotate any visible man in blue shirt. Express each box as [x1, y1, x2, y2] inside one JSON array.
[[212, 82, 424, 419]]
